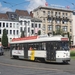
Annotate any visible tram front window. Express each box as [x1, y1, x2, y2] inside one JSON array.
[[60, 42, 69, 51], [55, 41, 69, 51]]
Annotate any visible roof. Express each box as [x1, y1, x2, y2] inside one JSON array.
[[33, 6, 73, 12], [15, 9, 30, 17], [10, 35, 69, 44], [31, 17, 42, 22], [6, 12, 18, 21], [0, 13, 8, 20]]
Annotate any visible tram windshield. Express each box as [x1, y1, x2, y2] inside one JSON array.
[[54, 41, 69, 51], [60, 41, 69, 50]]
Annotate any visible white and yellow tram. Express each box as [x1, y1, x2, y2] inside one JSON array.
[[10, 35, 70, 63]]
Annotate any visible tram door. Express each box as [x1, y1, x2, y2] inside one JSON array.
[[46, 42, 56, 61], [24, 44, 28, 59]]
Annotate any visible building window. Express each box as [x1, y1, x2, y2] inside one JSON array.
[[39, 24, 41, 28], [3, 23, 5, 27], [31, 30, 34, 34], [55, 12, 57, 16], [43, 11, 45, 15], [62, 20, 67, 24], [31, 23, 34, 28], [0, 29, 1, 34], [10, 23, 12, 28], [48, 11, 50, 15], [56, 25, 61, 30], [48, 25, 52, 31], [10, 30, 12, 34], [13, 23, 15, 28], [62, 26, 67, 32], [0, 22, 1, 27], [13, 30, 15, 35], [6, 23, 8, 27], [11, 14, 15, 19], [62, 13, 64, 17], [48, 19, 51, 23], [35, 24, 37, 27], [17, 30, 18, 35]]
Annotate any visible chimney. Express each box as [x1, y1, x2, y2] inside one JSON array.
[[30, 11, 33, 17]]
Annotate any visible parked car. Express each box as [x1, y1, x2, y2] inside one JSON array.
[[0, 46, 4, 55]]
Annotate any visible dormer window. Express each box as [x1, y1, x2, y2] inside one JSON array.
[[11, 14, 15, 19]]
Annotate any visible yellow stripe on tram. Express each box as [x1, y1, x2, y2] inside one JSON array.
[[30, 50, 35, 60]]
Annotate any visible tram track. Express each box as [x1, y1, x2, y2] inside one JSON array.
[[0, 62, 60, 71]]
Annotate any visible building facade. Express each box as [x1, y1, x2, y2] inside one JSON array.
[[15, 9, 42, 37], [0, 13, 19, 43], [31, 18, 42, 35], [72, 11, 75, 46], [0, 9, 43, 43], [33, 6, 73, 38]]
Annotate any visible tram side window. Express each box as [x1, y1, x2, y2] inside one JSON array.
[[11, 44, 23, 50], [41, 43, 46, 50], [28, 42, 46, 50], [38, 43, 42, 50], [53, 42, 60, 50], [11, 44, 15, 50], [28, 43, 40, 50], [19, 44, 24, 50], [37, 43, 46, 50], [11, 44, 17, 50], [28, 44, 34, 50], [33, 43, 37, 50], [14, 44, 21, 50], [56, 42, 60, 50]]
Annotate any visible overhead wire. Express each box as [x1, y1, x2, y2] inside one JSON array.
[[63, 0, 75, 9], [3, 1, 16, 6], [10, 1, 28, 8], [1, 0, 28, 8]]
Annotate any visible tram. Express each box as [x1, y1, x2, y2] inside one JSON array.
[[10, 35, 70, 63]]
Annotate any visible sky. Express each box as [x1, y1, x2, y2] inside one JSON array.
[[0, 0, 75, 13]]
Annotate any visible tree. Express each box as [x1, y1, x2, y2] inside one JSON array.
[[54, 28, 72, 46], [55, 28, 64, 35], [37, 30, 41, 35], [1, 29, 8, 47], [20, 31, 25, 38], [53, 31, 56, 35], [67, 32, 72, 46]]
